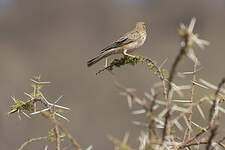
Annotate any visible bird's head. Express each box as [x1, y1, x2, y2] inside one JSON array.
[[136, 22, 146, 32]]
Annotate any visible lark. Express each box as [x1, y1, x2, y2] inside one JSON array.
[[87, 22, 147, 67]]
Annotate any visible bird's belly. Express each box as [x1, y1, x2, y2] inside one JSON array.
[[126, 48, 137, 53], [108, 47, 124, 55]]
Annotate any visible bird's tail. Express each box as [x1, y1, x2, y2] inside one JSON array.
[[87, 54, 106, 67]]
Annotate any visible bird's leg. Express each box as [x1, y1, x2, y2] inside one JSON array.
[[123, 50, 136, 58], [104, 58, 108, 68]]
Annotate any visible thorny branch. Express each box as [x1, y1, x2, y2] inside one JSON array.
[[209, 77, 225, 125], [179, 138, 225, 149], [98, 55, 168, 99], [9, 77, 82, 150], [178, 126, 210, 149], [207, 77, 225, 150], [187, 57, 198, 138], [18, 136, 50, 150]]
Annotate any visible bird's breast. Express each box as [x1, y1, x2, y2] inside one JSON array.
[[137, 35, 146, 47], [123, 34, 146, 51]]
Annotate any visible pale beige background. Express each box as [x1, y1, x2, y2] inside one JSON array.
[[0, 0, 225, 149]]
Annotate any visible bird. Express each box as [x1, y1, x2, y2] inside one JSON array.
[[87, 22, 147, 67]]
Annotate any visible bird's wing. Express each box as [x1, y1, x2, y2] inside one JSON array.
[[99, 37, 133, 54], [99, 30, 140, 54]]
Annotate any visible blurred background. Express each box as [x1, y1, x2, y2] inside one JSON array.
[[0, 0, 225, 149]]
